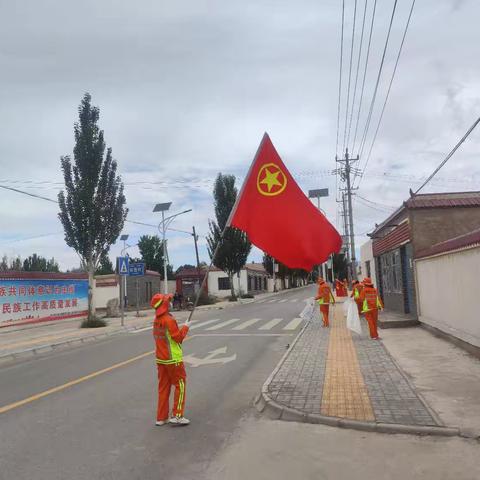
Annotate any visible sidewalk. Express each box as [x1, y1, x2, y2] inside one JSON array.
[[256, 301, 480, 438]]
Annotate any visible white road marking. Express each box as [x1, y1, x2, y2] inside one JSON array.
[[232, 318, 262, 330], [278, 299, 288, 303], [189, 319, 221, 330], [183, 346, 236, 367], [255, 299, 267, 304], [266, 299, 277, 303], [290, 298, 299, 303], [129, 326, 152, 333], [205, 318, 241, 331], [283, 318, 303, 330], [258, 318, 283, 330]]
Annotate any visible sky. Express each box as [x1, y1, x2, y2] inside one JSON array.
[[0, 0, 479, 271]]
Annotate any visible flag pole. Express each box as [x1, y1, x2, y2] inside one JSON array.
[[185, 133, 270, 325]]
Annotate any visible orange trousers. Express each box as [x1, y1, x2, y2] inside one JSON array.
[[156, 363, 186, 421], [355, 300, 362, 316], [320, 305, 330, 327], [364, 310, 379, 339]]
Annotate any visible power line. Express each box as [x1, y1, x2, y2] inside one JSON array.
[[352, 0, 377, 153], [357, 0, 399, 160], [415, 115, 480, 194], [342, 0, 358, 153], [356, 194, 396, 210], [0, 184, 58, 203], [358, 0, 416, 188], [347, 0, 369, 150], [335, 0, 346, 158]]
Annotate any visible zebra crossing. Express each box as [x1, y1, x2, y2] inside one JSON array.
[[253, 297, 310, 305], [189, 316, 304, 332]]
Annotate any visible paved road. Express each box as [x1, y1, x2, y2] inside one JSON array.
[[0, 287, 313, 480]]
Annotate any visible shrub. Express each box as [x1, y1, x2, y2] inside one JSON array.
[[240, 293, 254, 299], [81, 317, 107, 328]]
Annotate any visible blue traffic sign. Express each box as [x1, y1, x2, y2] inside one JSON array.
[[129, 262, 145, 276], [117, 256, 130, 276]]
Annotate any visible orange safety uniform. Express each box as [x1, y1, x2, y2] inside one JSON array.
[[315, 278, 335, 327], [359, 278, 383, 339], [351, 281, 364, 315], [151, 293, 189, 422]]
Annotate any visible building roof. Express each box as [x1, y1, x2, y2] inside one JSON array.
[[370, 191, 480, 236], [175, 267, 206, 278], [208, 263, 268, 275], [145, 269, 161, 277], [245, 263, 268, 274], [416, 227, 480, 259], [404, 191, 480, 209]]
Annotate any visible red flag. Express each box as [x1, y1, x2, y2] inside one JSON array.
[[228, 133, 342, 271]]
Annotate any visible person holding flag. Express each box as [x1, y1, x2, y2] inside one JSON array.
[[151, 293, 190, 426]]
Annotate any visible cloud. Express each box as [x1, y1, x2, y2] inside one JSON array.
[[0, 0, 479, 270]]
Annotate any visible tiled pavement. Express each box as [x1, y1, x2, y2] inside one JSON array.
[[266, 303, 440, 427]]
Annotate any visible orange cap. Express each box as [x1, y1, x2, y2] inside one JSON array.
[[150, 293, 173, 316]]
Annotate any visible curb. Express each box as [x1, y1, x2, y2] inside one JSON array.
[[0, 321, 153, 366], [256, 318, 464, 438]]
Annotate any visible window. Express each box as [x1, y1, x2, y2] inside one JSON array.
[[366, 261, 371, 279], [380, 250, 402, 294], [218, 277, 231, 290], [263, 277, 267, 290]]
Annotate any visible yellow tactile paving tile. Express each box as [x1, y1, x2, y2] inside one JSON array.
[[321, 306, 375, 421]]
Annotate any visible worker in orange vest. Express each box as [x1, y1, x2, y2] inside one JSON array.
[[151, 293, 190, 426], [351, 280, 364, 315], [342, 278, 349, 296], [315, 277, 335, 327], [359, 278, 383, 339]]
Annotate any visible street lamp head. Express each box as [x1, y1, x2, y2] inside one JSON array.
[[120, 234, 129, 241], [153, 202, 172, 213], [308, 188, 329, 199]]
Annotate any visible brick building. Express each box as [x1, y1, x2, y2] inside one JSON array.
[[369, 191, 480, 316]]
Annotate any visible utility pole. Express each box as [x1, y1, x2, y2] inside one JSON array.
[[336, 148, 359, 280]]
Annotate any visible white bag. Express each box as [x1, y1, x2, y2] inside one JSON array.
[[346, 297, 362, 336], [300, 298, 316, 322]]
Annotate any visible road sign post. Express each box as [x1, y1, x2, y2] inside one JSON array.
[[128, 262, 145, 317], [117, 257, 130, 326]]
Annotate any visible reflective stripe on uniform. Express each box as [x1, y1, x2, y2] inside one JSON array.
[[177, 379, 185, 415], [154, 299, 163, 309]]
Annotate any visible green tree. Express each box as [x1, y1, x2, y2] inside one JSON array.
[[333, 253, 348, 281], [95, 253, 114, 275], [23, 254, 59, 272], [58, 93, 128, 326], [0, 255, 8, 271], [137, 235, 174, 279], [9, 256, 22, 271], [206, 173, 251, 297], [263, 254, 290, 290]]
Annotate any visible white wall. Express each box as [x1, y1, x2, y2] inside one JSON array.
[[416, 246, 480, 348], [360, 240, 377, 286], [161, 280, 177, 295], [93, 283, 119, 310]]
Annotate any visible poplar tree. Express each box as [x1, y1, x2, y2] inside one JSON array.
[[206, 173, 251, 298], [58, 93, 127, 326]]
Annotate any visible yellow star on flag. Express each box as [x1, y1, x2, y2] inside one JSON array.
[[260, 168, 282, 192]]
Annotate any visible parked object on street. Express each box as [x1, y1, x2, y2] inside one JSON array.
[[345, 297, 362, 336], [315, 277, 335, 327], [300, 298, 316, 322], [359, 278, 383, 339], [151, 293, 190, 426]]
